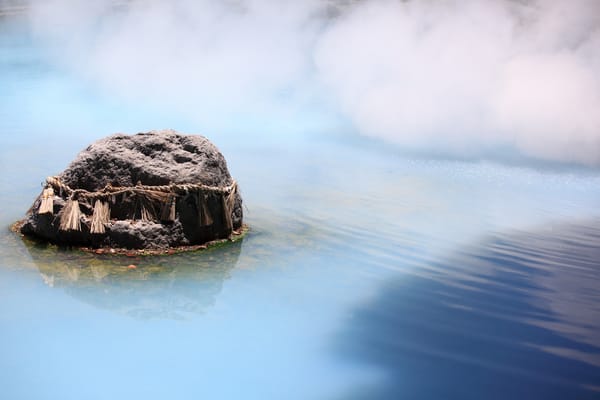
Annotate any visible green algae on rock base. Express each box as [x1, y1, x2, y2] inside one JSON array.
[[11, 221, 248, 257]]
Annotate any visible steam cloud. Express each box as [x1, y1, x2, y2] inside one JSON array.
[[26, 0, 600, 165]]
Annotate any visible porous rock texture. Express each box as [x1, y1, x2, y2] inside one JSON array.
[[20, 130, 243, 249]]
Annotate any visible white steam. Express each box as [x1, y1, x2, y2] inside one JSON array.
[[27, 0, 600, 165]]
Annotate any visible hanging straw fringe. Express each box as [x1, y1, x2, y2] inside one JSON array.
[[38, 187, 54, 215], [199, 191, 213, 226], [160, 195, 176, 222], [90, 200, 110, 234], [39, 176, 239, 234], [133, 193, 157, 222], [140, 202, 154, 222], [60, 199, 82, 231], [221, 182, 238, 232], [168, 197, 176, 221]]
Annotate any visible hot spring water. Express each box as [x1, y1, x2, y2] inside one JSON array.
[[1, 16, 600, 400]]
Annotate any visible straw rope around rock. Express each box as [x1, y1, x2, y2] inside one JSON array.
[[45, 176, 237, 200], [37, 176, 239, 234]]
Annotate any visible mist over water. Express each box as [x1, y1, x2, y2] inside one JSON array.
[[20, 0, 600, 165], [2, 2, 600, 400]]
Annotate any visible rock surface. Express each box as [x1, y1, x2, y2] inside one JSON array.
[[20, 130, 243, 249]]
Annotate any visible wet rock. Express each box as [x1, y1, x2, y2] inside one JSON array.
[[20, 130, 243, 249]]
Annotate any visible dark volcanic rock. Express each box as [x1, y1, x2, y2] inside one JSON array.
[[61, 130, 232, 190], [20, 130, 243, 249]]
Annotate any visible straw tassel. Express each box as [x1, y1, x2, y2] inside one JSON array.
[[140, 203, 153, 222], [228, 182, 237, 212], [59, 198, 82, 231], [160, 196, 176, 222], [132, 193, 155, 221], [221, 183, 237, 232], [144, 194, 157, 221], [90, 200, 110, 234], [199, 191, 213, 226], [169, 197, 176, 221], [38, 187, 54, 215]]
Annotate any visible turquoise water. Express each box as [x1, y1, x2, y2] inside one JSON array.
[[2, 16, 600, 400]]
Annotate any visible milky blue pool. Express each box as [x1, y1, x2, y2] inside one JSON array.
[[1, 15, 600, 400]]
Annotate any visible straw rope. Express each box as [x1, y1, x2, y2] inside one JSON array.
[[45, 176, 237, 200], [37, 176, 238, 233]]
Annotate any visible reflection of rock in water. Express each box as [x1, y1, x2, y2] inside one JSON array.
[[336, 219, 600, 400], [22, 238, 242, 319]]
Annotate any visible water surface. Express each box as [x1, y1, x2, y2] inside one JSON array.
[[1, 16, 600, 400]]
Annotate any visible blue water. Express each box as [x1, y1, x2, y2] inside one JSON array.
[[2, 16, 600, 400]]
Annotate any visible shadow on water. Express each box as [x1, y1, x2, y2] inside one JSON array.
[[335, 219, 600, 400], [17, 234, 243, 320]]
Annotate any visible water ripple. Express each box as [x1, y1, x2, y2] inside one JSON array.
[[336, 219, 600, 399]]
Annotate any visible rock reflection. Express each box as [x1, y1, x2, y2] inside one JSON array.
[[336, 219, 600, 399], [21, 238, 243, 320]]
